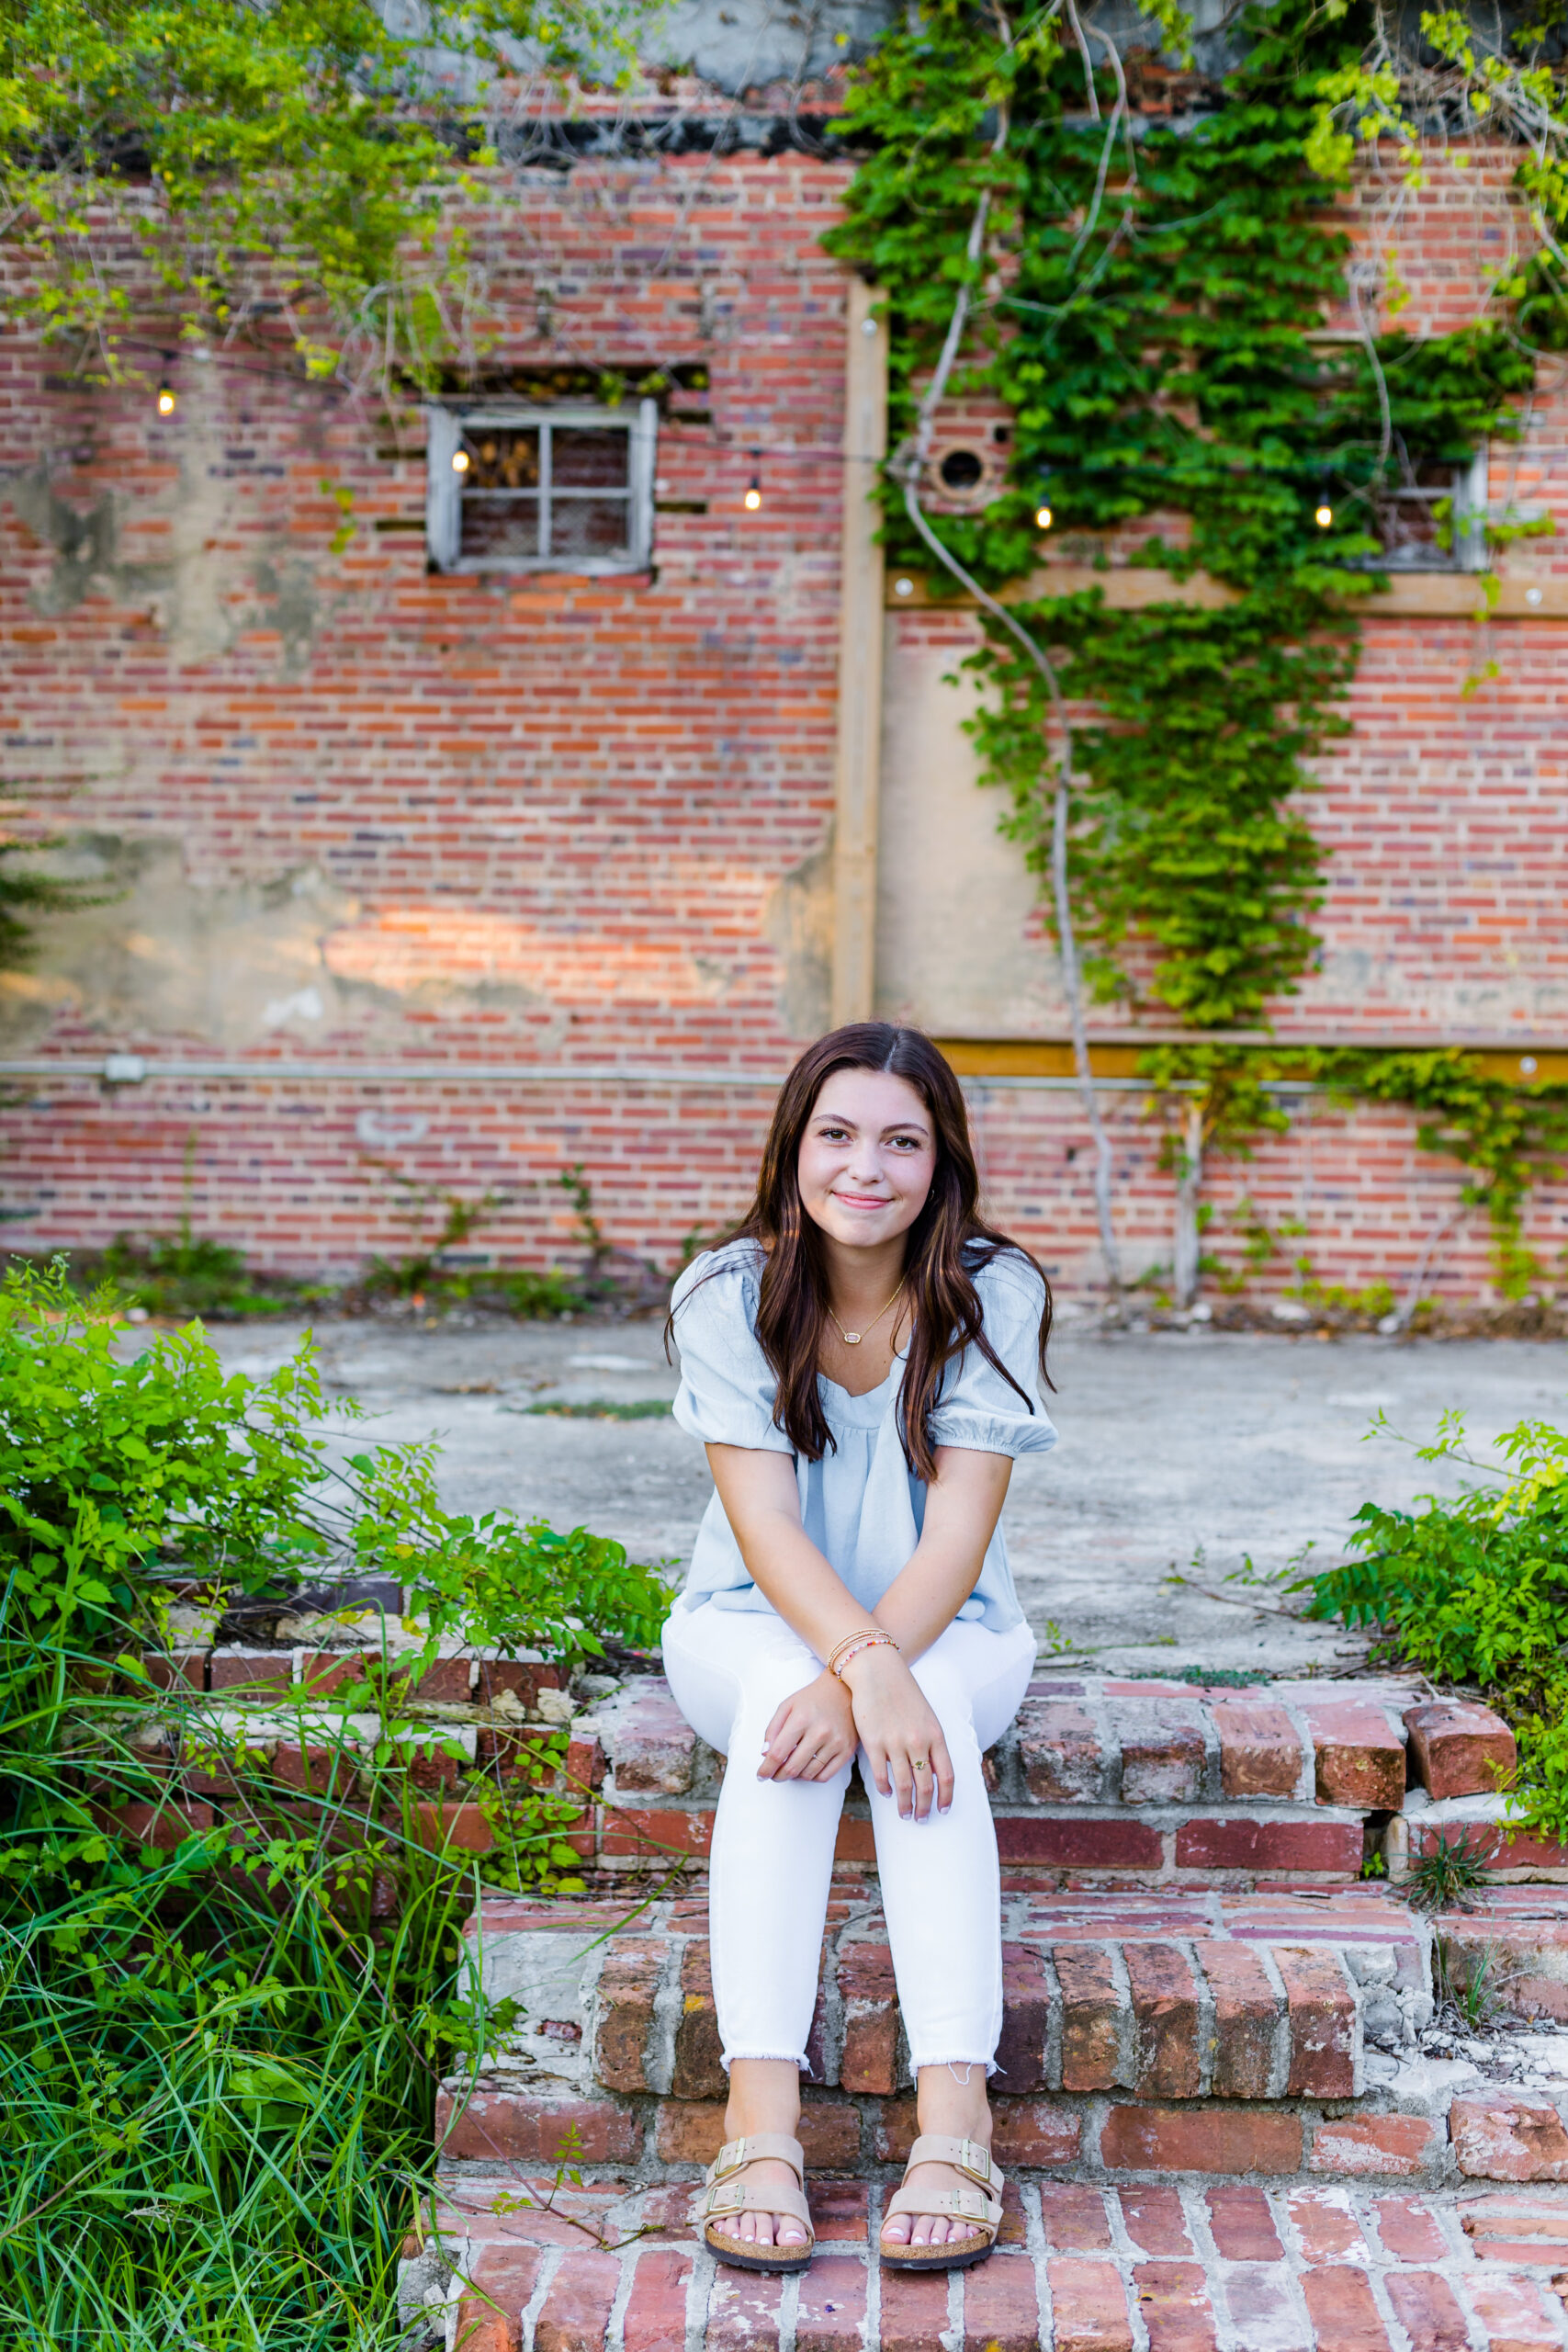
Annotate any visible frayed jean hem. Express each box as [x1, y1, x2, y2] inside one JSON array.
[[720, 2050, 812, 2072]]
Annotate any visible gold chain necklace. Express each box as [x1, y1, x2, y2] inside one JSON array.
[[826, 1281, 906, 1348]]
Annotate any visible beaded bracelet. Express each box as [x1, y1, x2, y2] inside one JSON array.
[[828, 1628, 899, 1680], [826, 1627, 884, 1674]]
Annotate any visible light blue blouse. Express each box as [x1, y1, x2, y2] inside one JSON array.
[[668, 1239, 1055, 1634]]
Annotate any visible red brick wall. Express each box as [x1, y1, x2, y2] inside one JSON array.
[[1, 141, 1564, 1303], [0, 154, 852, 1273]]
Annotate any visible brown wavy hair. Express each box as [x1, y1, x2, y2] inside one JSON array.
[[671, 1023, 1052, 1482]]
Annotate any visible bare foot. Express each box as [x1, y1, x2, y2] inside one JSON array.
[[709, 2154, 811, 2251], [879, 2154, 988, 2253]]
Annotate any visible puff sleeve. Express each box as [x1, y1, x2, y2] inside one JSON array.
[[927, 1255, 1057, 1459], [670, 1247, 795, 1453]]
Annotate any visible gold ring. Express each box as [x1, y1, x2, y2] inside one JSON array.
[[912, 1758, 930, 1773]]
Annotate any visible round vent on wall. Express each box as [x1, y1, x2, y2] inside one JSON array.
[[938, 447, 986, 491]]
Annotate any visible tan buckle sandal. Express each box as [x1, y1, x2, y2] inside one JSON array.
[[694, 2132, 816, 2275], [879, 2133, 1004, 2273]]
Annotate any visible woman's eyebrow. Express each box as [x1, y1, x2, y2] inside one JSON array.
[[882, 1120, 931, 1138]]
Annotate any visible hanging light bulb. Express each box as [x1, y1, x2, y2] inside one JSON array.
[[452, 448, 471, 474], [744, 472, 762, 512], [1314, 493, 1334, 529], [1035, 503, 1054, 531], [156, 378, 176, 417]]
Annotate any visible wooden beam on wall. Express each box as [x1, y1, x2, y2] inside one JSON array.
[[830, 277, 889, 1028], [886, 562, 1568, 617], [936, 1035, 1568, 1082]]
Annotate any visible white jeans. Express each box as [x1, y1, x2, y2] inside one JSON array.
[[660, 1604, 1037, 2077]]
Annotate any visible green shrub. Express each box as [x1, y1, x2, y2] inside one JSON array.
[[1, 1256, 671, 1665], [0, 1259, 339, 1634], [1304, 1408, 1568, 1843], [0, 1259, 672, 2345]]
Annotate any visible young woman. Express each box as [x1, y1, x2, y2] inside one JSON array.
[[661, 1023, 1055, 2278]]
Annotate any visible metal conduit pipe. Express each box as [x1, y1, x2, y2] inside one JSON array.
[[0, 1056, 1322, 1095]]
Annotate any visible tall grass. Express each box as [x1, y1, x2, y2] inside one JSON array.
[[0, 1262, 669, 2348], [0, 1625, 489, 2351]]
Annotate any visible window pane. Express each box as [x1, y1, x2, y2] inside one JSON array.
[[461, 494, 543, 561], [549, 497, 632, 559], [552, 428, 629, 489], [466, 427, 540, 490], [1370, 465, 1456, 571]]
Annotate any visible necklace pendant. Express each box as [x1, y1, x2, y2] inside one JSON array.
[[842, 1330, 863, 1345]]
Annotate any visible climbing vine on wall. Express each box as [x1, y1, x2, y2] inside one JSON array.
[[827, 0, 1551, 1295]]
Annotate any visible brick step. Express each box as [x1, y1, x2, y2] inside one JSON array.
[[582, 1672, 1538, 1887], [457, 1887, 1434, 2118], [400, 2178, 1568, 2350], [122, 1660, 1560, 1891], [439, 2069, 1568, 2190], [1438, 1889, 1568, 2024]]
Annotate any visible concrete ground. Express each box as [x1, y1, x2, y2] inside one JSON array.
[[209, 1315, 1567, 1675]]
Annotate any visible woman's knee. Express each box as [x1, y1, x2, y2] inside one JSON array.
[[910, 1626, 1034, 1755], [906, 1657, 979, 1745], [663, 1618, 819, 1748], [728, 1666, 827, 1755]]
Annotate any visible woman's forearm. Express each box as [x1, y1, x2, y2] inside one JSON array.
[[873, 1447, 1014, 1661], [705, 1444, 879, 1660]]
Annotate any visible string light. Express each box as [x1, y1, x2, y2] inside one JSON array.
[[156, 377, 176, 417], [1035, 503, 1053, 530], [452, 448, 470, 473], [1314, 491, 1334, 528], [744, 471, 761, 511]]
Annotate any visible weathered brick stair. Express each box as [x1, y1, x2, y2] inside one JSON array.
[[575, 1672, 1550, 1887], [407, 1675, 1568, 2347], [121, 1656, 1560, 1891], [107, 1648, 1568, 2339], [402, 2177, 1568, 2351], [440, 1885, 1438, 2166]]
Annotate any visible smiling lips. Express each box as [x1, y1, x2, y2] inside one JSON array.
[[832, 1190, 893, 1211]]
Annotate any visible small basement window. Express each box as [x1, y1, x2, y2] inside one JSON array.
[[426, 401, 657, 574]]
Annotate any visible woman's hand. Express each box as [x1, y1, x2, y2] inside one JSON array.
[[758, 1670, 857, 1784], [838, 1645, 953, 1821]]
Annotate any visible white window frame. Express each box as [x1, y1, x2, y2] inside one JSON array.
[[1453, 445, 1489, 574], [425, 400, 658, 575]]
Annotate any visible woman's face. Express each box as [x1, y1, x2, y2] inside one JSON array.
[[796, 1068, 937, 1253]]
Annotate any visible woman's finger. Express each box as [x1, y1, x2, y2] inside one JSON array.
[[768, 1718, 813, 1779], [766, 1707, 846, 1781], [760, 1700, 805, 1775], [911, 1742, 938, 1821], [782, 1728, 834, 1781], [931, 1732, 955, 1815], [890, 1749, 916, 1819], [759, 1705, 806, 1777], [863, 1737, 893, 1800], [910, 1743, 937, 1821]]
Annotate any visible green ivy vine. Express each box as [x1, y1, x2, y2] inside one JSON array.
[[827, 0, 1554, 1295], [1139, 1042, 1568, 1300]]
